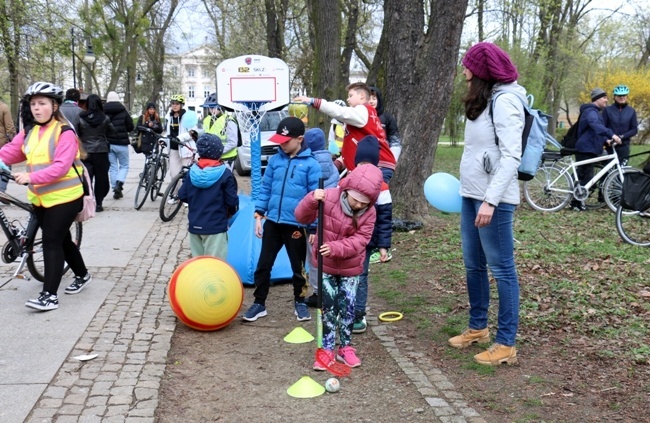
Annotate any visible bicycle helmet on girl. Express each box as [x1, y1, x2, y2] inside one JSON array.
[[170, 94, 185, 104], [613, 85, 629, 96], [24, 82, 64, 104]]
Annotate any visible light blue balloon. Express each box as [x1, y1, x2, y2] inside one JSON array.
[[424, 173, 462, 213], [328, 140, 340, 155], [183, 110, 198, 129]]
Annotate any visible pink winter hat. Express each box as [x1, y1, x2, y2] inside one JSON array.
[[462, 42, 519, 83]]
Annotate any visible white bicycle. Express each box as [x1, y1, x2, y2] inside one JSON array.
[[523, 147, 639, 212]]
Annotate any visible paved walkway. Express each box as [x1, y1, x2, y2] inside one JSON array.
[[0, 150, 488, 423]]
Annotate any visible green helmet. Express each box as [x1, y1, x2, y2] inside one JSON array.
[[613, 85, 629, 96], [170, 94, 185, 104]]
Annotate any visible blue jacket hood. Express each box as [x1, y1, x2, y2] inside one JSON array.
[[305, 128, 326, 152], [189, 163, 227, 188]]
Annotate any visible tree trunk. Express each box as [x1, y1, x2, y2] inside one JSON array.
[[265, 0, 287, 58], [0, 0, 24, 114], [366, 5, 388, 89], [384, 0, 468, 223], [307, 0, 341, 131], [340, 0, 359, 99]]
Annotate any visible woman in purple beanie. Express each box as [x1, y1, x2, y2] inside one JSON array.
[[447, 42, 524, 366]]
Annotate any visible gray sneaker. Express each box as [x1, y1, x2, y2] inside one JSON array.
[[294, 301, 311, 321], [242, 303, 267, 322], [26, 292, 59, 311], [65, 273, 92, 295]]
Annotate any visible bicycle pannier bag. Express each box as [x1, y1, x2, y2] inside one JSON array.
[[620, 172, 650, 212], [73, 163, 96, 222], [490, 92, 550, 181]]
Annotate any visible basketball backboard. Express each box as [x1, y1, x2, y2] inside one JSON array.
[[216, 55, 290, 112]]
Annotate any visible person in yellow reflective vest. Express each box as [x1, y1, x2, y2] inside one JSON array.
[[0, 82, 91, 311], [202, 93, 239, 170]]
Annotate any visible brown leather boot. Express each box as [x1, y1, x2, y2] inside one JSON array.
[[448, 328, 490, 349], [473, 343, 518, 366]]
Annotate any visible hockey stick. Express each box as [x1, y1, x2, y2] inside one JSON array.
[[314, 178, 351, 377]]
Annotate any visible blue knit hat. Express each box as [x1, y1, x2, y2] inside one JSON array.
[[354, 135, 380, 166], [196, 133, 224, 159], [304, 128, 326, 152]]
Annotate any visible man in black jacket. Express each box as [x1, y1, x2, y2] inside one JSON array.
[[104, 91, 135, 199]]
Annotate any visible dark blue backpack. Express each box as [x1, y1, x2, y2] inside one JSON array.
[[490, 92, 550, 181]]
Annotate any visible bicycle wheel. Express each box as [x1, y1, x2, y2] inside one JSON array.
[[134, 162, 153, 210], [523, 164, 573, 212], [159, 172, 184, 222], [150, 157, 165, 201], [616, 205, 650, 247], [27, 221, 83, 282], [603, 167, 641, 213], [584, 163, 607, 210]]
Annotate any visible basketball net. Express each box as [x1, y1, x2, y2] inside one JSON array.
[[233, 102, 269, 200]]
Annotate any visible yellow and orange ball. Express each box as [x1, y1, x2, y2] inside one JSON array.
[[167, 256, 243, 331]]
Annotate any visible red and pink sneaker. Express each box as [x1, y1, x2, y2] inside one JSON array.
[[337, 346, 361, 367], [313, 349, 334, 371]]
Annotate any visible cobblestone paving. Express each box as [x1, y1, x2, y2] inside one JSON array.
[[25, 218, 186, 423]]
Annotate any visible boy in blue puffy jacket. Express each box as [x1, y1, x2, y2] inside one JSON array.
[[178, 133, 239, 260], [242, 117, 322, 323]]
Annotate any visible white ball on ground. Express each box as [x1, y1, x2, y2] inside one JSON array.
[[325, 377, 340, 393]]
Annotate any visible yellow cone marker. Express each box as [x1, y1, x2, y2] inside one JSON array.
[[287, 376, 325, 398], [284, 327, 315, 344]]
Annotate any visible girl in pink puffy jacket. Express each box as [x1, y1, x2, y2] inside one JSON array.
[[295, 164, 383, 369]]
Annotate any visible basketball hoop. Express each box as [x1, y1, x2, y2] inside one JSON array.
[[234, 102, 269, 199], [233, 101, 269, 139], [216, 55, 290, 200]]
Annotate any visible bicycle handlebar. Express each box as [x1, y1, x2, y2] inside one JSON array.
[[0, 168, 16, 182]]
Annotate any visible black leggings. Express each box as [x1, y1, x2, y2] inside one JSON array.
[[82, 153, 110, 206], [33, 197, 88, 295]]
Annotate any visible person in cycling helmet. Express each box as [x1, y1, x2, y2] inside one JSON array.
[[0, 82, 91, 311], [165, 94, 196, 178], [602, 84, 638, 164], [201, 93, 239, 170]]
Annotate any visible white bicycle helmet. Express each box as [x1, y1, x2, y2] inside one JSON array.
[[24, 82, 64, 104], [333, 99, 346, 107]]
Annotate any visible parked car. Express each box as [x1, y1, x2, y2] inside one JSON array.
[[234, 110, 288, 176]]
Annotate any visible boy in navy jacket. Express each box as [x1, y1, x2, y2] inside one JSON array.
[[178, 133, 238, 259], [242, 117, 322, 323]]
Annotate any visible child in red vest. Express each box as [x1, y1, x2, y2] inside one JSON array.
[[294, 82, 396, 183]]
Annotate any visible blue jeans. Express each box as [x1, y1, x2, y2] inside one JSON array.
[[460, 197, 519, 346], [109, 144, 130, 188], [354, 247, 372, 318]]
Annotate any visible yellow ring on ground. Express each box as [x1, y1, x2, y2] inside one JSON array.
[[378, 311, 403, 322]]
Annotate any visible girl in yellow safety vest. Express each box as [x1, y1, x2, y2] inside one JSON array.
[[0, 82, 91, 311]]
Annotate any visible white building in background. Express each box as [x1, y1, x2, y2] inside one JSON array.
[[164, 43, 219, 117]]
